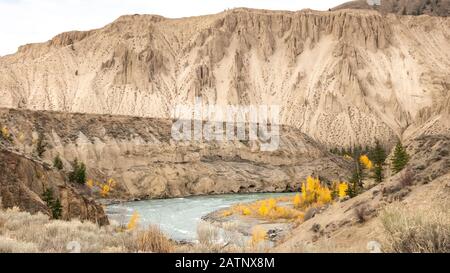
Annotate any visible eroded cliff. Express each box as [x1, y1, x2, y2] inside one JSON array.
[[0, 108, 351, 200], [0, 148, 108, 225], [1, 9, 449, 147]]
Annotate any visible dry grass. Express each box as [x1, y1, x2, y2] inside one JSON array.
[[0, 207, 175, 253], [380, 201, 450, 253], [173, 221, 272, 253], [0, 207, 267, 253], [132, 225, 173, 253], [284, 239, 367, 253], [196, 221, 220, 246]]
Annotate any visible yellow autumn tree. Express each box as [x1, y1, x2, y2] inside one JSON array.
[[295, 176, 337, 208], [267, 199, 277, 210], [360, 155, 373, 170], [127, 212, 140, 230], [293, 193, 301, 208], [100, 184, 111, 197], [241, 207, 251, 216], [107, 178, 116, 187], [258, 203, 269, 217], [338, 182, 349, 200], [1, 126, 10, 139], [343, 154, 354, 161], [86, 178, 116, 197], [86, 179, 94, 188], [317, 187, 332, 204]]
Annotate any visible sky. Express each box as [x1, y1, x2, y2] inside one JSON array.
[[0, 0, 350, 56]]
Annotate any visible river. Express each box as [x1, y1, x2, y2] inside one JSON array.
[[106, 192, 295, 241]]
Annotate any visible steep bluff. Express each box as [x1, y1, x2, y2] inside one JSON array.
[[0, 148, 109, 225], [0, 9, 449, 148], [0, 108, 351, 200]]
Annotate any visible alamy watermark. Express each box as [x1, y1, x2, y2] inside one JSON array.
[[171, 97, 280, 151]]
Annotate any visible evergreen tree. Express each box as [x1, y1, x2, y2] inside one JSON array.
[[370, 140, 387, 166], [348, 161, 363, 198], [52, 199, 62, 219], [42, 188, 55, 206], [53, 154, 63, 170], [370, 140, 387, 183], [69, 159, 86, 184], [373, 165, 383, 183], [357, 145, 363, 154], [391, 142, 409, 174], [364, 145, 370, 155], [36, 133, 46, 157], [42, 188, 62, 219]]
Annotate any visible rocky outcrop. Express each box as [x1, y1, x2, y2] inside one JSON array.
[[0, 9, 449, 148], [0, 108, 351, 200], [0, 148, 109, 225], [334, 0, 450, 17]]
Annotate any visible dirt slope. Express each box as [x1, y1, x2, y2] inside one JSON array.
[[274, 134, 450, 252]]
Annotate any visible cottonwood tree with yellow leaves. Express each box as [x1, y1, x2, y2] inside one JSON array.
[[1, 126, 12, 142], [86, 178, 116, 197]]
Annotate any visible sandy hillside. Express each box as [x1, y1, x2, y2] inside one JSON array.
[[274, 134, 450, 252]]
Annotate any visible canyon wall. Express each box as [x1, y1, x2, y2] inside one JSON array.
[[0, 108, 351, 200], [1, 9, 449, 147]]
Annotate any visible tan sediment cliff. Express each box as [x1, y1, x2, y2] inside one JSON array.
[[0, 108, 351, 200], [0, 9, 449, 147], [0, 148, 109, 225]]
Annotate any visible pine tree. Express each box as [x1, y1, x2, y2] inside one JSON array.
[[42, 188, 62, 219], [391, 142, 409, 174], [373, 165, 383, 183], [52, 199, 62, 219], [69, 159, 86, 184], [36, 133, 46, 157], [370, 140, 387, 166], [53, 154, 63, 170], [42, 188, 55, 206], [370, 140, 387, 183], [348, 161, 363, 198]]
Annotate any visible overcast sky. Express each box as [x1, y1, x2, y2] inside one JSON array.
[[0, 0, 349, 56]]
